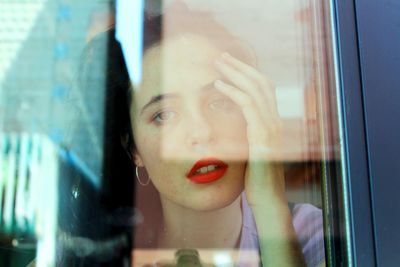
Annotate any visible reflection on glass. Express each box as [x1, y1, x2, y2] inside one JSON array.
[[0, 0, 349, 267], [127, 1, 331, 267]]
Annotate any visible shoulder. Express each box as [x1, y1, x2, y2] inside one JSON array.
[[240, 194, 325, 267], [291, 203, 325, 267]]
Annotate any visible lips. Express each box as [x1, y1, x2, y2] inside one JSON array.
[[186, 158, 228, 184]]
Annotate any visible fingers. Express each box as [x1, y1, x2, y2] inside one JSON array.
[[215, 58, 258, 96], [214, 80, 280, 156], [221, 52, 274, 89], [221, 53, 278, 116], [214, 79, 262, 123], [215, 54, 279, 119], [214, 54, 283, 160]]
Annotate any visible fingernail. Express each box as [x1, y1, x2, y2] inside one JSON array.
[[221, 52, 233, 62], [215, 58, 223, 65], [221, 52, 230, 59], [214, 80, 223, 87]]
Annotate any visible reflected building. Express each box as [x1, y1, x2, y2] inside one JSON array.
[[0, 0, 113, 178]]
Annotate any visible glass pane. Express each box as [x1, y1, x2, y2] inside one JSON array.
[[0, 0, 351, 266]]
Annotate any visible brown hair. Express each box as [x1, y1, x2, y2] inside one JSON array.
[[79, 3, 256, 249]]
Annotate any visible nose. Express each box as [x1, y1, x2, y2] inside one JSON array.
[[184, 111, 214, 150]]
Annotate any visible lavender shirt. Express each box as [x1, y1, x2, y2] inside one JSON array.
[[238, 193, 325, 267]]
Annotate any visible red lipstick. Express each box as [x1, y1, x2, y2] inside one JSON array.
[[186, 158, 228, 184]]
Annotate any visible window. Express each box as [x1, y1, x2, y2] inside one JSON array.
[[0, 1, 351, 266]]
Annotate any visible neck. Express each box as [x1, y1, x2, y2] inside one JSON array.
[[158, 194, 243, 249]]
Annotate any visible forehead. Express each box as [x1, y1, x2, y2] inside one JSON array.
[[146, 34, 221, 64], [137, 35, 222, 98]]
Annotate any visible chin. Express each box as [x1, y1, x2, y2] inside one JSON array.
[[181, 187, 243, 211]]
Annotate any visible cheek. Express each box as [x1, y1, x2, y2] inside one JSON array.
[[211, 114, 249, 158], [210, 109, 247, 138], [135, 127, 182, 182], [134, 126, 162, 167], [159, 127, 184, 157]]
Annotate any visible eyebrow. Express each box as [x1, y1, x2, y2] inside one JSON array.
[[140, 93, 177, 114], [140, 82, 216, 114]]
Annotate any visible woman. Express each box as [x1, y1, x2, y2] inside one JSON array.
[[97, 4, 325, 267]]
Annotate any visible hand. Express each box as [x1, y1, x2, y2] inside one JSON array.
[[214, 52, 306, 267], [214, 52, 286, 207]]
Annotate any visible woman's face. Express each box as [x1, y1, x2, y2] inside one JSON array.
[[131, 35, 249, 211]]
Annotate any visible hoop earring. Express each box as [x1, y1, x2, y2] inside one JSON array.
[[136, 166, 150, 186]]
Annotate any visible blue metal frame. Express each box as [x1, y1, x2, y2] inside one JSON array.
[[332, 0, 377, 266], [354, 0, 400, 266]]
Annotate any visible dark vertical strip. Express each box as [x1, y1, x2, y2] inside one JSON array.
[[354, 0, 400, 266], [332, 0, 377, 266]]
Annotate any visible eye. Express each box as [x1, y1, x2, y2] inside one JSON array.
[[152, 109, 177, 125], [208, 97, 236, 111]]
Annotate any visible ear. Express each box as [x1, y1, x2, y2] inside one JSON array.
[[133, 152, 145, 167], [120, 134, 142, 166]]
